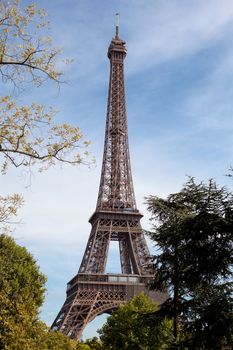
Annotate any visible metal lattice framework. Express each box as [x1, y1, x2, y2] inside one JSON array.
[[96, 33, 136, 211], [51, 18, 167, 340]]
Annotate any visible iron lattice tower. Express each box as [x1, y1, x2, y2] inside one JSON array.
[[51, 16, 167, 339]]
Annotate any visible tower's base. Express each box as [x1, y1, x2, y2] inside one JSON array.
[[51, 273, 168, 339]]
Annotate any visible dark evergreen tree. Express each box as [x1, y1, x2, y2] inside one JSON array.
[[146, 178, 233, 349]]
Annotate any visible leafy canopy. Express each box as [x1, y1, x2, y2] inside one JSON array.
[[0, 234, 46, 348], [0, 0, 61, 85], [0, 0, 92, 231], [0, 234, 78, 350], [98, 292, 173, 350], [146, 178, 233, 291], [0, 0, 92, 175], [146, 178, 233, 348]]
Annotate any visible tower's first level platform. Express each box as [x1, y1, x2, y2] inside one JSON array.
[[51, 272, 168, 339]]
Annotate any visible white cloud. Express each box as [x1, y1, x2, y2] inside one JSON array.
[[127, 0, 233, 72]]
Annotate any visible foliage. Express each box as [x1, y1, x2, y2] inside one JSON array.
[[146, 178, 233, 348], [0, 233, 46, 348], [0, 1, 91, 348], [0, 95, 90, 174], [82, 337, 103, 349], [40, 326, 77, 350], [0, 0, 61, 86], [0, 234, 77, 349], [98, 292, 173, 350], [0, 193, 24, 233], [182, 283, 233, 349], [76, 343, 91, 350], [0, 0, 91, 175], [0, 0, 92, 233]]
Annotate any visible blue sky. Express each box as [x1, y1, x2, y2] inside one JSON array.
[[2, 0, 233, 339]]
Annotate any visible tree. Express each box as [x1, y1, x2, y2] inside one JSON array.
[[83, 337, 103, 350], [183, 283, 233, 349], [0, 0, 60, 85], [0, 95, 90, 174], [0, 0, 91, 175], [98, 292, 173, 350], [146, 178, 233, 348], [0, 0, 92, 234], [0, 2, 89, 347], [0, 233, 45, 348], [0, 234, 77, 349], [39, 325, 77, 350], [76, 343, 91, 350]]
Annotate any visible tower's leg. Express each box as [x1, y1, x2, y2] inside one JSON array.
[[51, 282, 126, 339], [119, 239, 132, 274]]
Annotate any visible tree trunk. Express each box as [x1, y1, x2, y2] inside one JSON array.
[[173, 255, 179, 342]]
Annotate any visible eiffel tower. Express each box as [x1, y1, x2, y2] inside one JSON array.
[[51, 15, 167, 339]]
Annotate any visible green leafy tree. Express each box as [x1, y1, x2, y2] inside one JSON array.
[[83, 337, 103, 350], [82, 337, 103, 350], [0, 2, 90, 348], [40, 326, 77, 350], [146, 178, 233, 348], [76, 343, 91, 350], [0, 233, 45, 348], [98, 292, 173, 350], [0, 234, 77, 349]]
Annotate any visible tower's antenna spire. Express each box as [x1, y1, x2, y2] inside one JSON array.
[[115, 12, 119, 38]]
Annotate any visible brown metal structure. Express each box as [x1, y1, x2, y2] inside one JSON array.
[[51, 17, 167, 339]]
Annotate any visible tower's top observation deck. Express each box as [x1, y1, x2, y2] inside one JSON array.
[[108, 13, 127, 58]]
